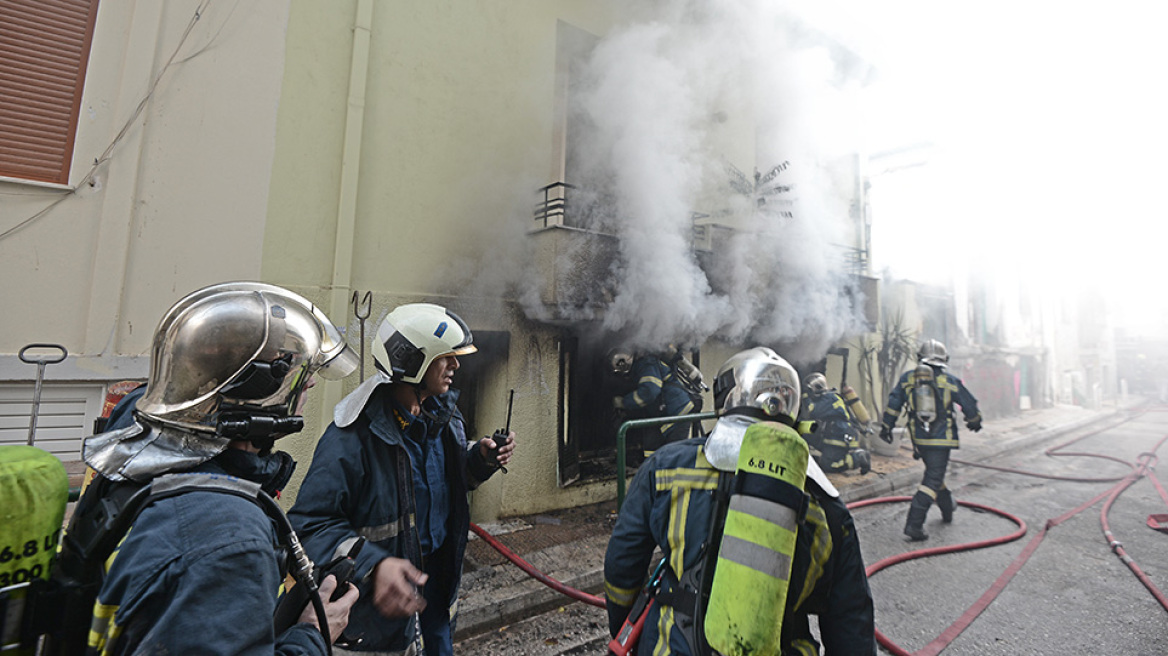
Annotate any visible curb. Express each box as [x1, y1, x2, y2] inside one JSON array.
[[455, 535, 607, 641]]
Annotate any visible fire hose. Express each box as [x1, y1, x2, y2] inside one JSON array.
[[850, 409, 1168, 656], [466, 408, 1168, 655], [467, 521, 606, 608]]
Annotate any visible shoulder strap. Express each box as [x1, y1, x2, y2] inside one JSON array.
[[655, 470, 733, 656], [35, 472, 279, 656]]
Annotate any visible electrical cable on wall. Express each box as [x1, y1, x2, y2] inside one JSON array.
[[0, 0, 219, 243]]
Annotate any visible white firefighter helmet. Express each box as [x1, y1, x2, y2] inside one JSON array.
[[370, 303, 477, 385], [806, 372, 829, 395], [712, 346, 801, 422], [135, 282, 358, 434], [917, 339, 949, 367], [608, 347, 634, 376]]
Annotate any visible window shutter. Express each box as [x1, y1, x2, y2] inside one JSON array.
[[0, 0, 100, 185]]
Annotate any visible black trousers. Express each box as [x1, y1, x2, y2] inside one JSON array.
[[907, 446, 953, 528]]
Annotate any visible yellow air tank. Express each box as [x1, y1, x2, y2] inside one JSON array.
[[705, 421, 808, 656]]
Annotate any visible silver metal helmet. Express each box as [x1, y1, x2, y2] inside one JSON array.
[[608, 347, 634, 376], [135, 282, 359, 434], [712, 347, 801, 422], [370, 303, 476, 385], [806, 373, 829, 395], [917, 339, 949, 367]]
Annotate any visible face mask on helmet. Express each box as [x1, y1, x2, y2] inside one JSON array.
[[713, 347, 801, 423], [608, 348, 634, 376], [370, 303, 477, 385], [806, 373, 829, 395], [135, 282, 359, 438]]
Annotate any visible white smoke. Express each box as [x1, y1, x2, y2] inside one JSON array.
[[512, 1, 871, 364]]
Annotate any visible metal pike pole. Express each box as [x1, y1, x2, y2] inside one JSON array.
[[19, 343, 68, 446], [351, 291, 372, 381]]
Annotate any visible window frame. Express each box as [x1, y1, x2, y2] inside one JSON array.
[[0, 0, 101, 185]]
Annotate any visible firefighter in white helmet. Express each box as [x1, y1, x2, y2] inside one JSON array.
[[290, 303, 515, 656], [880, 339, 982, 541], [604, 347, 875, 655]]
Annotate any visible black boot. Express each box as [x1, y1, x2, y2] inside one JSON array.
[[938, 488, 956, 523], [903, 492, 932, 542], [851, 449, 871, 475]]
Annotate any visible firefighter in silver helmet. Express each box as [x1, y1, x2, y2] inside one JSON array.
[[800, 373, 872, 474], [63, 282, 360, 655], [879, 339, 983, 541], [609, 346, 703, 460], [289, 303, 515, 656], [604, 347, 876, 655]]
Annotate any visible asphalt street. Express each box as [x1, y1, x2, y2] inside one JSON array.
[[454, 404, 1168, 655], [855, 407, 1168, 655]]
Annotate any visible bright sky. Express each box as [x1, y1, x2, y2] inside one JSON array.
[[793, 0, 1168, 333]]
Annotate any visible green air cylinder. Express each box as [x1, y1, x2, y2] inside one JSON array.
[[704, 421, 808, 656], [0, 445, 68, 587]]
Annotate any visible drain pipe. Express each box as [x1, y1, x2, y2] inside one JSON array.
[[321, 0, 374, 415]]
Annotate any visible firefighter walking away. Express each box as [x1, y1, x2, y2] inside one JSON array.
[[880, 339, 983, 542], [604, 347, 876, 655]]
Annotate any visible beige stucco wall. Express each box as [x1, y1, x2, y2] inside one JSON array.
[[264, 2, 624, 520], [0, 1, 291, 389]]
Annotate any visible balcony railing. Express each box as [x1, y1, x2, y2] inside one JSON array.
[[534, 181, 576, 228]]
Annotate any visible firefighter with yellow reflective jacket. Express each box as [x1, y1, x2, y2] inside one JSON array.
[[879, 339, 982, 542], [800, 373, 871, 475], [611, 349, 701, 459], [604, 347, 875, 655]]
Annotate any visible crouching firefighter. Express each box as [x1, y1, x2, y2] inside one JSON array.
[[800, 373, 871, 475], [19, 282, 362, 655], [879, 339, 982, 542], [604, 347, 875, 656]]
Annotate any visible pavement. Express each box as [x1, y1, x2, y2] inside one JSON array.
[[454, 400, 1140, 641]]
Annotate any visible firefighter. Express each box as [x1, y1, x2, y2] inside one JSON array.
[[604, 347, 876, 655], [879, 339, 983, 541], [289, 303, 514, 656], [62, 282, 361, 654], [800, 373, 872, 474], [611, 348, 700, 459]]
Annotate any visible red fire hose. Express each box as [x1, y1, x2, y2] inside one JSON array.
[[851, 413, 1168, 655], [467, 408, 1168, 655], [468, 521, 606, 608]]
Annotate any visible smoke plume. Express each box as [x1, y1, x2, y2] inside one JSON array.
[[518, 1, 870, 364]]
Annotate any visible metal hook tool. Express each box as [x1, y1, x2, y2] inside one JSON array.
[[351, 291, 372, 380], [19, 343, 68, 446]]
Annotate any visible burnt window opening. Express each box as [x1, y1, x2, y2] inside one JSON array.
[[556, 332, 704, 487]]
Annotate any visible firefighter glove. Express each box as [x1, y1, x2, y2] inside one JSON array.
[[966, 417, 982, 432], [879, 425, 894, 444], [612, 396, 624, 409]]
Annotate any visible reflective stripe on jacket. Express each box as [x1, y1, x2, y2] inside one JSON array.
[[603, 438, 876, 655], [86, 455, 326, 656], [881, 369, 981, 449], [802, 391, 860, 450], [288, 387, 497, 652]]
